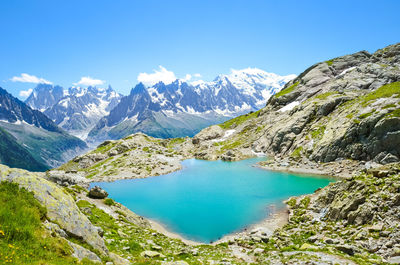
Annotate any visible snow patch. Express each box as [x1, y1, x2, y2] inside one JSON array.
[[252, 150, 266, 157], [212, 129, 236, 143], [278, 101, 300, 112], [337, 66, 356, 77]]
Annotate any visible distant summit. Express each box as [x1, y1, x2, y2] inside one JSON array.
[[26, 84, 122, 140], [87, 69, 295, 143]]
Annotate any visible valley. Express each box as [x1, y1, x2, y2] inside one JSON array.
[[1, 42, 400, 264]]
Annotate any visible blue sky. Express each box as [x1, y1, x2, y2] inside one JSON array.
[[1, 0, 399, 98]]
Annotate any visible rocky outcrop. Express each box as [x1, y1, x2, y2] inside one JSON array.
[[275, 163, 400, 263], [68, 241, 102, 263], [186, 43, 400, 165], [47, 170, 89, 188], [314, 164, 400, 227], [54, 133, 192, 182], [89, 186, 108, 199], [192, 125, 224, 144], [0, 165, 108, 255]]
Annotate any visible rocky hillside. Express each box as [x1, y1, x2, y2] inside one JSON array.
[[53, 44, 400, 181], [190, 43, 400, 168], [53, 133, 193, 182], [4, 155, 400, 264]]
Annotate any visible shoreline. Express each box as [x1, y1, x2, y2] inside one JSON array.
[[255, 157, 363, 179], [145, 158, 345, 246], [253, 162, 336, 179], [213, 207, 289, 245], [100, 156, 343, 247], [148, 219, 203, 246], [147, 206, 289, 247]]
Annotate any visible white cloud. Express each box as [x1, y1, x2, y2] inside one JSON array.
[[137, 66, 204, 86], [19, 88, 33, 98], [182, 74, 192, 81], [11, 73, 52, 84], [73, 76, 105, 86], [137, 66, 177, 86]]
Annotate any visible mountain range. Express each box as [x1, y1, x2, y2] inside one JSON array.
[[26, 84, 121, 139], [0, 87, 87, 170], [87, 68, 295, 143], [23, 68, 294, 145], [0, 68, 293, 171]]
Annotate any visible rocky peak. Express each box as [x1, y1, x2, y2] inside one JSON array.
[[0, 86, 62, 133], [269, 43, 400, 110], [188, 43, 400, 165]]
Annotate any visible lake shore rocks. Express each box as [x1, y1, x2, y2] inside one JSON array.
[[89, 186, 108, 199]]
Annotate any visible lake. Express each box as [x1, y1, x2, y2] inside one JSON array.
[[91, 158, 334, 243]]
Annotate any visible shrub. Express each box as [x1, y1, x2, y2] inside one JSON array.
[[104, 198, 115, 206]]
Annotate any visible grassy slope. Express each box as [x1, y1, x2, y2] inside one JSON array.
[[0, 181, 95, 265], [0, 127, 49, 172], [0, 122, 87, 168]]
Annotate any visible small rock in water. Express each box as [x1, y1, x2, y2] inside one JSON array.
[[88, 186, 108, 199]]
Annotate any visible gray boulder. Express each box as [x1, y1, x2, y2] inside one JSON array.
[[47, 170, 89, 188], [381, 153, 400, 164], [68, 241, 102, 263], [89, 186, 108, 199]]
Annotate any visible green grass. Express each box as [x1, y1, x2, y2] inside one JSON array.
[[311, 125, 326, 139], [274, 81, 300, 98], [142, 146, 150, 152], [167, 137, 186, 147], [104, 198, 115, 206], [314, 91, 338, 100], [219, 109, 261, 129], [220, 140, 242, 152], [93, 141, 117, 154], [360, 82, 400, 107], [385, 108, 400, 118], [358, 110, 375, 119], [291, 146, 304, 158], [0, 181, 96, 264], [382, 103, 396, 109], [325, 59, 334, 66]]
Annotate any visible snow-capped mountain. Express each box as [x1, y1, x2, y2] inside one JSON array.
[[25, 84, 64, 112], [0, 87, 87, 169], [26, 85, 122, 140], [88, 68, 295, 142]]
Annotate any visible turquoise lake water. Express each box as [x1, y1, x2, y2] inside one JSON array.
[[92, 158, 334, 243]]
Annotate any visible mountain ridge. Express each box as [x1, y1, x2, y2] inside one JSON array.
[[26, 84, 122, 139], [0, 87, 87, 170], [87, 68, 294, 143]]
